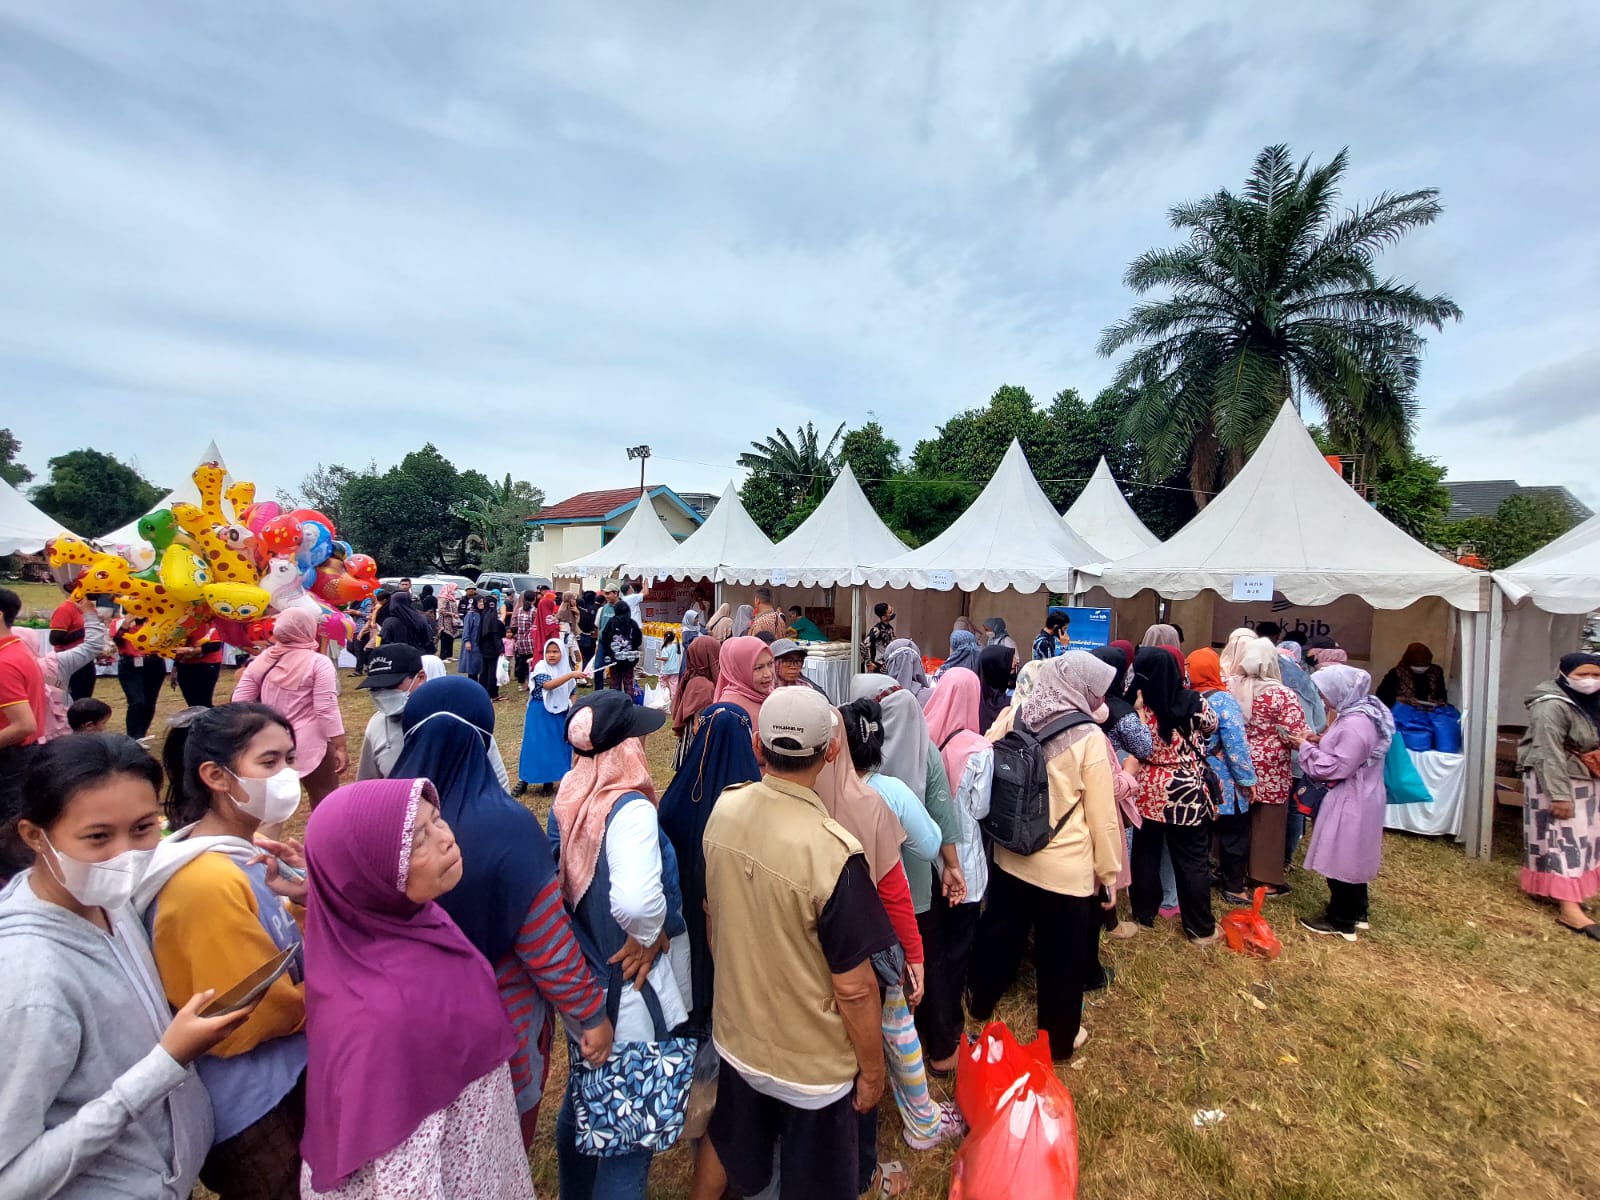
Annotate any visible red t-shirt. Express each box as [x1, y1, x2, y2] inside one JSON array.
[[50, 600, 85, 650], [0, 635, 47, 746]]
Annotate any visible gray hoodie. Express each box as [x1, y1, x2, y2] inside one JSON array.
[[0, 872, 212, 1200]]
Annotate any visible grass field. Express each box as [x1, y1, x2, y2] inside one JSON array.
[[25, 573, 1600, 1200]]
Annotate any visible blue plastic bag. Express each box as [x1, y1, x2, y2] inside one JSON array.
[[1391, 703, 1435, 752], [1429, 705, 1463, 754], [1384, 739, 1432, 806]]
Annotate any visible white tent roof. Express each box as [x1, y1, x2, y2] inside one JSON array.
[[723, 465, 908, 588], [0, 477, 78, 556], [553, 490, 686, 577], [1063, 457, 1161, 561], [100, 441, 231, 549], [866, 441, 1101, 593], [1495, 513, 1600, 614], [626, 482, 775, 582], [1092, 403, 1486, 611]]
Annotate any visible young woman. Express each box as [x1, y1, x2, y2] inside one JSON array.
[[882, 638, 933, 707], [136, 704, 309, 1199], [435, 583, 461, 661], [977, 644, 1016, 735], [479, 598, 508, 701], [968, 652, 1121, 1058], [112, 612, 169, 740], [458, 595, 485, 684], [171, 621, 225, 708], [0, 733, 247, 1198], [1129, 647, 1219, 943], [232, 608, 347, 815], [1516, 652, 1600, 939], [840, 700, 962, 1151], [299, 778, 534, 1198], [670, 636, 721, 768], [713, 636, 775, 726], [392, 677, 612, 1145], [705, 602, 733, 643], [1187, 649, 1259, 904], [936, 629, 981, 679], [517, 637, 586, 796], [1228, 637, 1310, 895], [551, 690, 689, 1197], [598, 600, 643, 697], [511, 591, 538, 688], [1376, 642, 1449, 709], [658, 630, 683, 707], [1294, 666, 1397, 941]]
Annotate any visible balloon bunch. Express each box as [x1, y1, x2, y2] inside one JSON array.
[[48, 462, 379, 657]]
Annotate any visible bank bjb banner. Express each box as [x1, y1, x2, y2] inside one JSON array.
[[1048, 606, 1112, 651]]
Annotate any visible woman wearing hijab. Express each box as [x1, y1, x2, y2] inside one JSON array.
[[598, 597, 643, 697], [730, 604, 754, 640], [969, 653, 1121, 1058], [714, 636, 775, 726], [1516, 652, 1600, 938], [705, 603, 733, 642], [299, 778, 534, 1198], [231, 607, 347, 814], [1091, 643, 1158, 936], [1141, 624, 1182, 650], [978, 644, 1017, 735], [671, 636, 722, 768], [1275, 638, 1327, 871], [981, 617, 1016, 653], [518, 638, 587, 795], [883, 638, 933, 706], [378, 589, 433, 652], [551, 690, 688, 1196], [390, 678, 610, 1146], [1377, 642, 1449, 709], [1187, 649, 1258, 904], [435, 583, 461, 660], [917, 668, 996, 1073], [1229, 638, 1311, 895], [937, 629, 982, 678], [1287, 666, 1397, 941], [481, 597, 509, 701], [1129, 647, 1219, 942], [1304, 635, 1347, 670], [658, 703, 762, 1035], [458, 596, 485, 685], [988, 658, 1044, 731], [1218, 627, 1256, 681]]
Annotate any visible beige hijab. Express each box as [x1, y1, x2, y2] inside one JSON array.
[[1228, 636, 1284, 720], [811, 708, 907, 884]]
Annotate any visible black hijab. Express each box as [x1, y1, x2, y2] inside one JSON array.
[[978, 645, 1015, 734], [1133, 646, 1204, 742], [382, 590, 433, 648], [1091, 645, 1135, 725], [1558, 652, 1600, 733]]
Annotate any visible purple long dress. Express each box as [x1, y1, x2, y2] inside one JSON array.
[[1301, 715, 1386, 884]]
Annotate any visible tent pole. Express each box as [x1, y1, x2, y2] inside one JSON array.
[[1473, 585, 1504, 860], [850, 586, 862, 671], [1458, 606, 1485, 855]]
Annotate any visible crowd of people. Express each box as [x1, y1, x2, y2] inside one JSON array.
[[1, 575, 1598, 1199]]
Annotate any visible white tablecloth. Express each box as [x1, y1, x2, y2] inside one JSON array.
[[1383, 747, 1466, 838]]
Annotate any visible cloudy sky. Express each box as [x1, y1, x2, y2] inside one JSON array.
[[3, 2, 1597, 515]]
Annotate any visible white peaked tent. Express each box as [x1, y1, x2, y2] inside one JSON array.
[[867, 440, 1100, 593], [554, 490, 685, 578], [1494, 513, 1600, 614], [722, 465, 908, 589], [0, 477, 78, 556], [626, 482, 775, 582], [1092, 403, 1484, 611], [1063, 457, 1161, 562], [101, 440, 232, 550]]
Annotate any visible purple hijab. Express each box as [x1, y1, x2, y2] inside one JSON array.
[[301, 778, 515, 1191]]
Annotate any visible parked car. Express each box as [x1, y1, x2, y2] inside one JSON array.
[[475, 571, 552, 597]]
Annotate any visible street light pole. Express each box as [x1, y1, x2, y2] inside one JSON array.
[[626, 444, 652, 495]]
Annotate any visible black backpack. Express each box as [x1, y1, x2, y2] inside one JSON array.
[[983, 713, 1095, 855]]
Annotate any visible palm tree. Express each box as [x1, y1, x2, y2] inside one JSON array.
[[738, 421, 846, 509], [1098, 144, 1462, 508]]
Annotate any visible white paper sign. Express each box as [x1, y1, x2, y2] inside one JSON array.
[[1231, 574, 1274, 602], [926, 570, 955, 590], [768, 569, 788, 586]]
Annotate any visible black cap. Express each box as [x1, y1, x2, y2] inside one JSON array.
[[358, 644, 425, 689], [565, 688, 666, 756]]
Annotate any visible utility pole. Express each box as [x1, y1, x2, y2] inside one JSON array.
[[627, 444, 652, 495]]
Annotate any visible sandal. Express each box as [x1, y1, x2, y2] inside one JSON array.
[[869, 1160, 911, 1197], [1560, 921, 1600, 941]]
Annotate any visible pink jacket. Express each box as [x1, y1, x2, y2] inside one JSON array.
[[232, 651, 344, 775]]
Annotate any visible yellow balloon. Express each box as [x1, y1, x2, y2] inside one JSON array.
[[203, 582, 272, 623], [159, 543, 211, 602]]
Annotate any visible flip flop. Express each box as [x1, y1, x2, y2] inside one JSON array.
[[869, 1160, 911, 1197], [1563, 922, 1600, 941]]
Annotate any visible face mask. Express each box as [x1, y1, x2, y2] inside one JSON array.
[[405, 710, 492, 748], [227, 766, 303, 824], [372, 688, 410, 716], [1410, 665, 1430, 674], [40, 835, 153, 910], [1565, 675, 1600, 696]]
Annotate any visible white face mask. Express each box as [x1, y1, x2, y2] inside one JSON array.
[[372, 688, 410, 716], [227, 766, 303, 824], [40, 835, 154, 911], [1565, 675, 1600, 696], [1409, 665, 1430, 674]]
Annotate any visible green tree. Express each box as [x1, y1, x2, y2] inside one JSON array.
[[278, 462, 371, 532], [838, 421, 902, 514], [1309, 426, 1450, 543], [459, 474, 546, 573], [738, 421, 845, 537], [1451, 494, 1579, 569], [338, 444, 493, 574], [1099, 144, 1462, 508], [31, 449, 163, 537], [0, 429, 31, 488]]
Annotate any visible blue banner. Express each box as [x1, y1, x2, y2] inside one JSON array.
[[1048, 606, 1111, 651]]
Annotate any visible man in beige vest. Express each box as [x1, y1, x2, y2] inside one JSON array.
[[693, 688, 894, 1200]]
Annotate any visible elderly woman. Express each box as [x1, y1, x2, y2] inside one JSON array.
[[1517, 652, 1600, 940], [1228, 637, 1310, 895], [1293, 666, 1396, 941]]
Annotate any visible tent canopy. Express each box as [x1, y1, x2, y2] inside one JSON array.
[[723, 465, 908, 588], [1091, 403, 1486, 611], [553, 489, 685, 577], [101, 440, 230, 550], [627, 481, 775, 582], [868, 440, 1101, 593], [0, 477, 78, 557], [1063, 457, 1161, 561], [1495, 513, 1600, 614]]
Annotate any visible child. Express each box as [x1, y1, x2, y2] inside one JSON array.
[[658, 630, 682, 707], [67, 697, 113, 733]]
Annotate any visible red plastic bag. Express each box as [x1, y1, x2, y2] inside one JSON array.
[[949, 1022, 1078, 1200], [1219, 885, 1282, 959]]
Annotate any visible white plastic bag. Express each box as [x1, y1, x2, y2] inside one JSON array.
[[642, 682, 670, 711], [496, 655, 511, 687]]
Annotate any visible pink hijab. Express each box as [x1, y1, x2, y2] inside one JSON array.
[[714, 637, 774, 726], [551, 704, 659, 905], [251, 607, 321, 690], [921, 667, 990, 796]]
